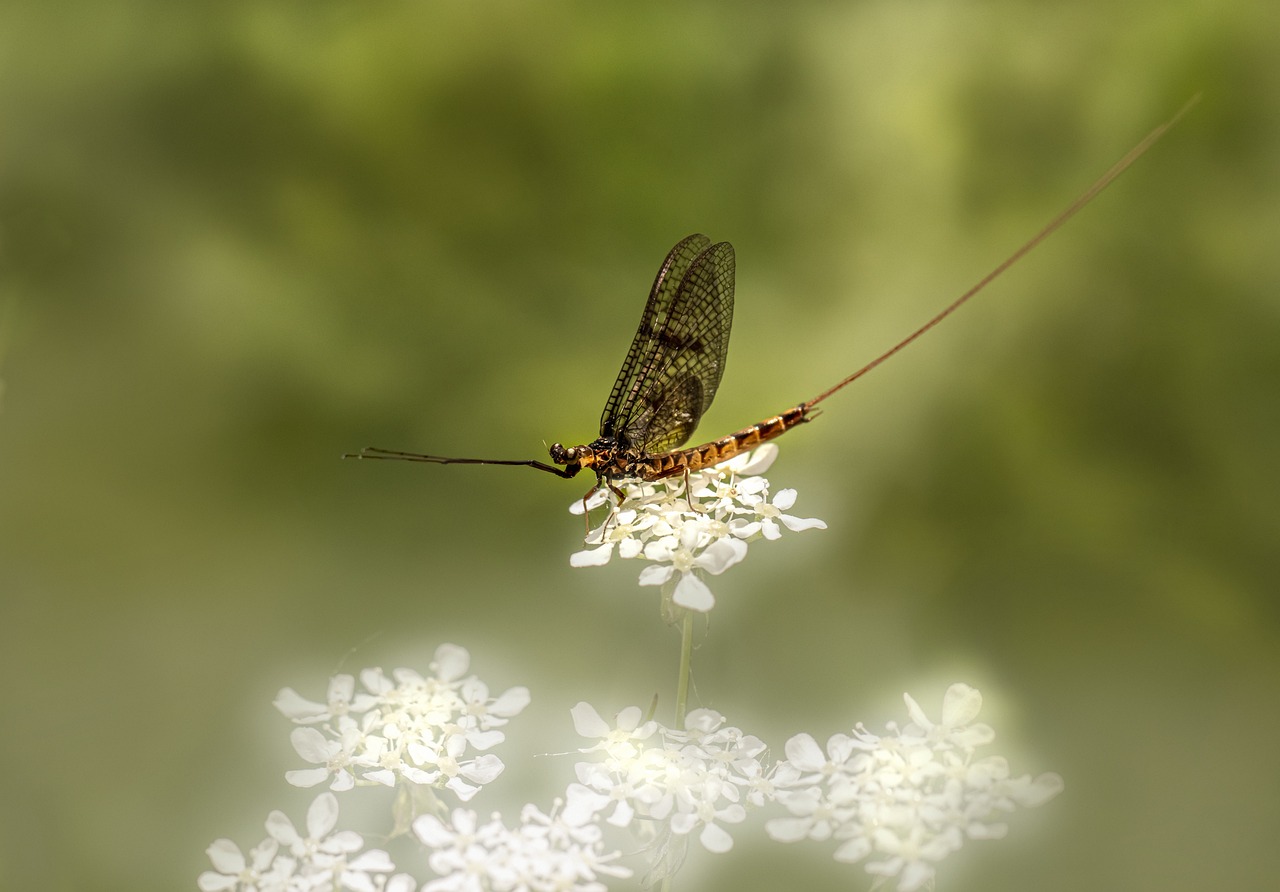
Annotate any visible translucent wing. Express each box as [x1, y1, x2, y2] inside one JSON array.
[[610, 240, 735, 453], [601, 234, 712, 438]]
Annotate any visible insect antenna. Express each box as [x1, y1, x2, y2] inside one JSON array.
[[803, 93, 1200, 411], [343, 447, 576, 478]]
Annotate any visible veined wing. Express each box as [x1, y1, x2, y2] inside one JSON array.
[[613, 240, 735, 454], [600, 234, 712, 439]]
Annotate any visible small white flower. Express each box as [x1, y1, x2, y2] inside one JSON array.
[[198, 837, 290, 892], [277, 644, 528, 801], [274, 673, 379, 724], [413, 804, 630, 892], [201, 794, 398, 892], [568, 445, 824, 613], [571, 702, 658, 764], [729, 486, 828, 540], [768, 683, 1062, 891], [571, 702, 771, 877], [285, 721, 361, 791]]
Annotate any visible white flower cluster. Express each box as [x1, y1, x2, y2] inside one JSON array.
[[568, 701, 772, 876], [198, 793, 415, 892], [766, 683, 1064, 892], [275, 643, 530, 801], [413, 803, 631, 892], [568, 444, 825, 612]]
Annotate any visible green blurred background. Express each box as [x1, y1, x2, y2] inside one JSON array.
[[2, 1, 1277, 889]]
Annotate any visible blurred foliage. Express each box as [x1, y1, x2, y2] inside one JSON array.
[[1, 1, 1277, 890]]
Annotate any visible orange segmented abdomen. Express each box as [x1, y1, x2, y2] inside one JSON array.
[[631, 404, 813, 481]]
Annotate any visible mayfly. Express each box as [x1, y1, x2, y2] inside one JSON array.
[[347, 101, 1195, 506]]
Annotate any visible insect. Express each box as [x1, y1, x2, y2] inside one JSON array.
[[348, 101, 1195, 506]]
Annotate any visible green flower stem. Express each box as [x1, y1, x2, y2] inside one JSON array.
[[674, 609, 694, 730], [658, 601, 695, 892]]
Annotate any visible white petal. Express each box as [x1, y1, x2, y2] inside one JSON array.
[[951, 722, 995, 747], [898, 861, 937, 892], [284, 767, 330, 789], [460, 754, 504, 784], [780, 514, 826, 531], [903, 692, 933, 730], [265, 810, 300, 846], [274, 687, 326, 720], [466, 730, 504, 750], [570, 488, 611, 514], [327, 673, 356, 704], [669, 812, 697, 835], [196, 872, 239, 892], [411, 815, 451, 846], [764, 816, 815, 843], [327, 829, 366, 854], [683, 708, 724, 733], [490, 685, 531, 716], [643, 537, 677, 561], [1019, 772, 1065, 806], [570, 701, 611, 738], [359, 667, 392, 695], [570, 544, 615, 567], [941, 683, 983, 727], [290, 727, 332, 762], [562, 783, 611, 824], [349, 848, 396, 872], [614, 705, 643, 730], [445, 776, 480, 801], [360, 768, 396, 787], [607, 798, 635, 827], [385, 874, 418, 892], [432, 644, 471, 681], [772, 488, 798, 510], [204, 839, 245, 873], [700, 822, 735, 853], [832, 834, 872, 863], [673, 572, 715, 612], [697, 537, 747, 574], [306, 792, 341, 838], [783, 733, 825, 769], [637, 564, 674, 586], [737, 443, 778, 474], [618, 537, 644, 558]]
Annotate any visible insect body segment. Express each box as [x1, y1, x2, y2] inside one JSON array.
[[633, 403, 815, 481]]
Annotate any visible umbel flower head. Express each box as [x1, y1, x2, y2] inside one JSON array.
[[568, 444, 825, 612], [413, 800, 631, 892], [568, 701, 773, 882], [274, 643, 530, 801], [766, 683, 1064, 892], [198, 792, 414, 892]]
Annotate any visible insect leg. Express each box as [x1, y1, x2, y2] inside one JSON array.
[[682, 468, 702, 514]]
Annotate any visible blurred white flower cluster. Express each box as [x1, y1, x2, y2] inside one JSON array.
[[567, 701, 771, 878], [766, 683, 1064, 892], [569, 444, 825, 611], [274, 643, 530, 801], [413, 803, 630, 892], [198, 792, 414, 892], [202, 640, 1061, 892]]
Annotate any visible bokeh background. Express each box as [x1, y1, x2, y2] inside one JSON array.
[[2, 1, 1276, 890]]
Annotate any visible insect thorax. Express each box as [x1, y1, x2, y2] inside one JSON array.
[[549, 436, 654, 482]]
